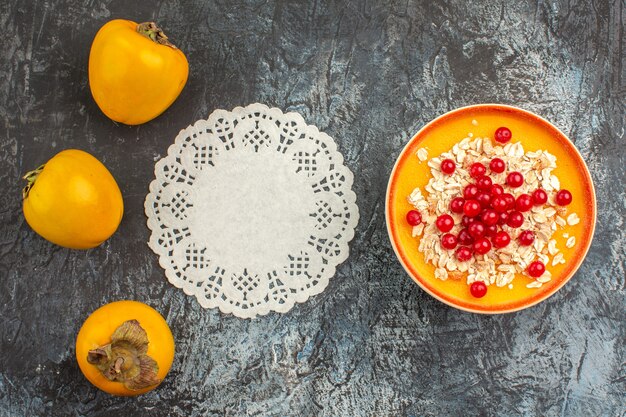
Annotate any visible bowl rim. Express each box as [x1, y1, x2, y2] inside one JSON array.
[[385, 103, 597, 314]]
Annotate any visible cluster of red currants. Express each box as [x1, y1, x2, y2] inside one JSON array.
[[406, 127, 573, 298]]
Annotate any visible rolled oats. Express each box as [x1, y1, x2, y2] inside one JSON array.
[[547, 240, 559, 255], [434, 268, 448, 280], [552, 252, 565, 266], [567, 213, 580, 225], [412, 223, 424, 237]]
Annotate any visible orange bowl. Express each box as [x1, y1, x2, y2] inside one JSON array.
[[386, 104, 596, 313]]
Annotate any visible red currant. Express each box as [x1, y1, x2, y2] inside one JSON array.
[[456, 246, 473, 262], [481, 209, 499, 226], [492, 231, 511, 248], [518, 230, 535, 246], [506, 171, 524, 188], [555, 189, 573, 206], [441, 233, 458, 250], [498, 211, 509, 225], [406, 210, 421, 226], [441, 159, 456, 174], [436, 214, 455, 232], [489, 157, 506, 173], [468, 221, 486, 239], [485, 224, 498, 237], [532, 188, 548, 205], [503, 193, 516, 210], [490, 184, 504, 196], [461, 216, 474, 227], [463, 184, 480, 200], [476, 192, 492, 208], [450, 197, 465, 214], [458, 229, 474, 245], [476, 175, 493, 190], [491, 195, 508, 212], [470, 281, 487, 298], [527, 261, 546, 278], [494, 126, 512, 143], [469, 162, 487, 179], [473, 237, 492, 255], [515, 194, 533, 212], [463, 200, 482, 217], [506, 211, 524, 228]]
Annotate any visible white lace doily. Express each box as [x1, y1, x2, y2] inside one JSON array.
[[145, 103, 359, 318]]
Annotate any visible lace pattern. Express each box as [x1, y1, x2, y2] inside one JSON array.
[[145, 104, 359, 318]]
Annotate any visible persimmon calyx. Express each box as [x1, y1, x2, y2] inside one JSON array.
[[22, 164, 45, 199], [87, 319, 160, 390], [136, 22, 177, 49]]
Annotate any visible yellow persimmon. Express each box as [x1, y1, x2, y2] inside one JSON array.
[[75, 301, 175, 396], [89, 19, 189, 125], [22, 149, 123, 249]]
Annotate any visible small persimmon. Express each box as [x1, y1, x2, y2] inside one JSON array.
[[89, 19, 189, 125], [22, 149, 123, 249], [75, 301, 174, 396]]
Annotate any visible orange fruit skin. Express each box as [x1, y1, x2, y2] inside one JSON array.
[[23, 149, 123, 249], [89, 19, 189, 125]]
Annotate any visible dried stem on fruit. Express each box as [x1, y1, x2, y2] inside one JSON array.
[[87, 320, 160, 391], [22, 164, 45, 199], [136, 22, 178, 49]]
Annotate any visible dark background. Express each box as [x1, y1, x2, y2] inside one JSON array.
[[1, 1, 624, 416]]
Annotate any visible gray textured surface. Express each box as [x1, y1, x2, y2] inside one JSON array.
[[0, 0, 624, 416]]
